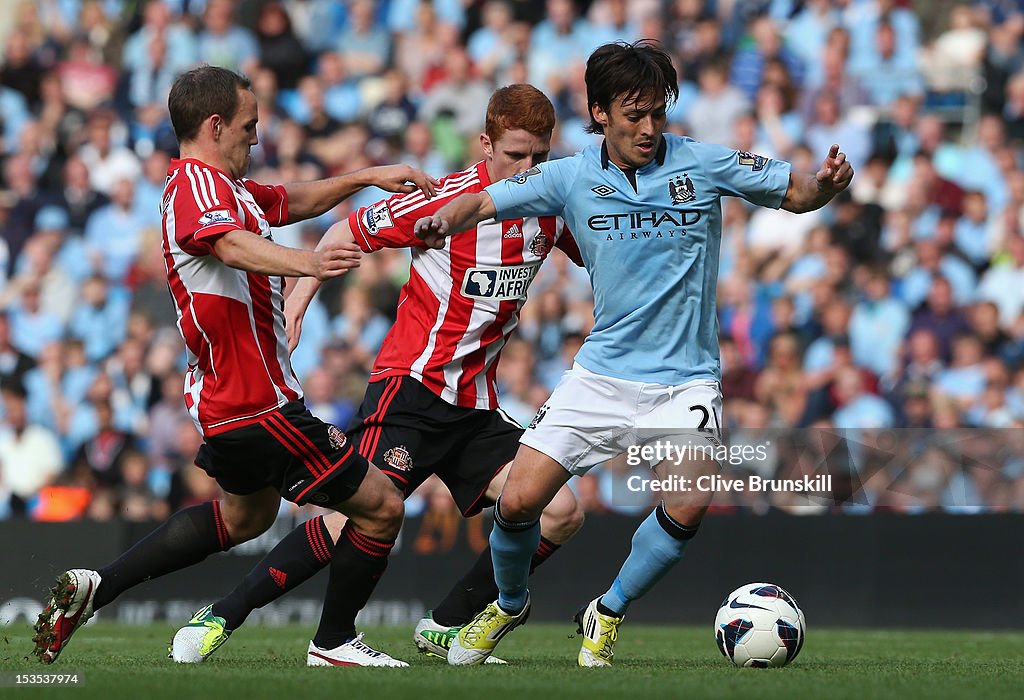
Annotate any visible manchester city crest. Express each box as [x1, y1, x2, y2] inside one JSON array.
[[383, 445, 413, 471], [668, 174, 696, 204]]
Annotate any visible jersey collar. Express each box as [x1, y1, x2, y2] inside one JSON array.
[[599, 136, 667, 170], [475, 160, 492, 187], [170, 157, 237, 181]]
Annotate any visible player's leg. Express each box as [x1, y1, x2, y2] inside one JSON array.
[[489, 446, 572, 611], [448, 365, 632, 666], [35, 484, 280, 664], [176, 463, 407, 667], [446, 445, 571, 666], [170, 399, 405, 667], [426, 468, 583, 632], [306, 462, 408, 667], [575, 455, 715, 667], [598, 457, 714, 617], [256, 400, 407, 666], [198, 512, 344, 634], [576, 382, 723, 667], [425, 407, 584, 639], [175, 381, 417, 663]]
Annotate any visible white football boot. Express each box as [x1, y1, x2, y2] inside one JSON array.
[[307, 633, 409, 667]]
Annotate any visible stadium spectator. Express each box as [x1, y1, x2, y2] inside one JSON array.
[[197, 0, 259, 73], [978, 233, 1024, 327], [730, 16, 803, 102], [393, 0, 457, 94], [335, 0, 390, 80], [418, 48, 493, 142], [686, 60, 749, 146], [78, 111, 142, 197], [849, 268, 911, 378], [849, 18, 925, 107], [68, 275, 129, 361], [467, 0, 519, 80], [0, 311, 34, 387], [122, 0, 198, 78], [831, 365, 895, 429], [804, 91, 872, 175], [69, 399, 137, 489], [528, 0, 595, 93], [57, 157, 109, 236], [312, 52, 361, 125], [0, 379, 65, 516], [783, 0, 840, 77], [83, 178, 147, 283], [254, 1, 309, 91]]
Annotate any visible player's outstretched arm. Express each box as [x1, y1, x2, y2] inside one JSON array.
[[284, 164, 439, 223], [284, 219, 359, 351], [213, 229, 361, 280], [780, 144, 854, 214], [414, 191, 497, 249]]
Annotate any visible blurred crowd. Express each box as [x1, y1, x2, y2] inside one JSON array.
[[2, 0, 1024, 521]]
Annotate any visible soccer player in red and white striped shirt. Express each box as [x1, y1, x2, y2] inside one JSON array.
[[34, 66, 439, 668], [185, 85, 587, 663]]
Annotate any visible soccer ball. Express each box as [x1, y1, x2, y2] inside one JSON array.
[[714, 582, 806, 668]]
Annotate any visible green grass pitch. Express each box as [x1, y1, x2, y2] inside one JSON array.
[[2, 623, 1023, 699]]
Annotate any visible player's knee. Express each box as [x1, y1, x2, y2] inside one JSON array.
[[222, 504, 277, 543], [541, 491, 585, 543], [563, 497, 585, 537], [497, 489, 543, 524], [662, 503, 704, 532], [370, 490, 405, 540]]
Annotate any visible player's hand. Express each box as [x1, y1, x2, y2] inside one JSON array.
[[815, 144, 854, 195], [366, 164, 439, 199], [414, 214, 449, 249], [311, 242, 361, 281]]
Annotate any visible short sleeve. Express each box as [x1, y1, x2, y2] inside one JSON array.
[[170, 164, 244, 256], [694, 143, 792, 209], [485, 156, 581, 221], [348, 180, 485, 253], [243, 179, 289, 226]]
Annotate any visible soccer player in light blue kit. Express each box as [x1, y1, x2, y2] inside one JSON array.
[[415, 41, 854, 667]]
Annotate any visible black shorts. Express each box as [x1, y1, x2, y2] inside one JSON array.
[[349, 376, 524, 516], [195, 401, 369, 507]]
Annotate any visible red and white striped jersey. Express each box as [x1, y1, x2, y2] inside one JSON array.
[[349, 160, 582, 410], [161, 157, 301, 437]]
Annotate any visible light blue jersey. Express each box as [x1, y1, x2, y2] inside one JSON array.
[[486, 134, 791, 385]]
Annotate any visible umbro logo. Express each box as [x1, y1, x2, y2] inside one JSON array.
[[503, 223, 522, 239], [591, 185, 616, 197]]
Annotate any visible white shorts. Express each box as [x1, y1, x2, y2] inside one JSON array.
[[520, 363, 724, 477]]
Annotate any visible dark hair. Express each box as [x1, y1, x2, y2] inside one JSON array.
[[485, 84, 555, 142], [585, 40, 678, 135], [168, 65, 252, 143], [0, 376, 27, 399]]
